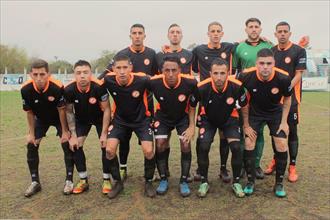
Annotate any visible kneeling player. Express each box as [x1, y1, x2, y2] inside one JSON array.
[[64, 60, 111, 195], [195, 58, 247, 198], [21, 59, 73, 197], [149, 56, 198, 197], [238, 48, 292, 197], [103, 55, 156, 199]]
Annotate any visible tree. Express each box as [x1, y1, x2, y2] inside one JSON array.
[[49, 60, 73, 74], [91, 50, 117, 73], [0, 44, 29, 74]]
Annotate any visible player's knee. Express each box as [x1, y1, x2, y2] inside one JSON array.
[[106, 148, 116, 159], [244, 138, 255, 150], [155, 138, 168, 152], [144, 149, 154, 160], [273, 138, 288, 152], [228, 140, 240, 154]]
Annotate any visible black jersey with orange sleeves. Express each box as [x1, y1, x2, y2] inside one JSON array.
[[272, 42, 306, 106], [64, 78, 109, 124], [156, 46, 193, 74], [99, 46, 158, 79], [196, 76, 247, 126], [21, 77, 65, 124], [148, 74, 198, 125], [192, 43, 235, 81], [237, 67, 292, 117], [103, 72, 150, 127]]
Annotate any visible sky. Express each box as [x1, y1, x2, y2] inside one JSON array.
[[1, 0, 329, 63]]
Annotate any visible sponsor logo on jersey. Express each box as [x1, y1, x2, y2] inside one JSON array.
[[178, 94, 186, 102], [285, 57, 291, 64], [226, 97, 234, 105], [271, 87, 279, 94], [221, 52, 227, 59], [48, 96, 55, 102], [132, 90, 140, 98], [144, 58, 150, 65], [180, 57, 187, 64], [89, 97, 97, 104]]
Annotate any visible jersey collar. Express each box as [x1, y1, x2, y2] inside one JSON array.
[[256, 68, 276, 82], [277, 41, 293, 51], [32, 78, 50, 94], [115, 73, 134, 87], [162, 74, 182, 89], [207, 42, 221, 49], [245, 39, 263, 46], [76, 82, 91, 93], [211, 77, 228, 93], [162, 45, 183, 53], [129, 45, 145, 53]]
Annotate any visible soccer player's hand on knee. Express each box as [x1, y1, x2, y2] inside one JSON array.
[[68, 135, 78, 151], [244, 125, 257, 140], [100, 132, 107, 148], [27, 134, 37, 146], [277, 123, 289, 137], [61, 130, 71, 143], [182, 126, 195, 144]]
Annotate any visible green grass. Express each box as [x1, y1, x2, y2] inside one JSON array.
[[0, 91, 329, 219]]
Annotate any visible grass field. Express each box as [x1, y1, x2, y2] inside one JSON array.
[[0, 91, 329, 219]]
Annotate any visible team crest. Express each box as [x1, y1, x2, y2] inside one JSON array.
[[199, 128, 205, 135], [285, 57, 291, 64], [178, 94, 186, 102], [89, 97, 97, 104], [48, 96, 55, 102], [132, 90, 140, 98], [154, 121, 160, 128], [271, 87, 279, 94], [180, 57, 187, 64], [221, 52, 227, 59], [144, 58, 150, 65], [226, 97, 234, 105]]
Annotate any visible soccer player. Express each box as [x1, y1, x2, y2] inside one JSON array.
[[264, 22, 306, 183], [149, 56, 198, 197], [192, 21, 236, 183], [64, 60, 112, 194], [233, 18, 274, 180], [195, 58, 247, 198], [238, 48, 292, 197], [21, 59, 72, 197], [103, 55, 156, 199], [99, 24, 157, 181], [156, 23, 193, 75]]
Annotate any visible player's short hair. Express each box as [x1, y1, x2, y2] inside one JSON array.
[[208, 21, 223, 31], [245, 17, 261, 26], [276, 21, 291, 30], [30, 59, 49, 72], [74, 60, 91, 69], [130, 23, 145, 32], [162, 55, 181, 69], [210, 58, 229, 70], [257, 48, 274, 58], [168, 23, 180, 32], [113, 54, 132, 65]]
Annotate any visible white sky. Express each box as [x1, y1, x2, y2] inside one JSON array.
[[1, 0, 329, 63]]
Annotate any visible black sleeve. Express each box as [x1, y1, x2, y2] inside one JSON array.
[[97, 84, 109, 102], [238, 86, 248, 107], [282, 76, 293, 97], [63, 86, 74, 104], [192, 47, 199, 73], [295, 48, 307, 70], [189, 80, 199, 108], [151, 52, 158, 76], [56, 86, 66, 108], [21, 88, 32, 111]]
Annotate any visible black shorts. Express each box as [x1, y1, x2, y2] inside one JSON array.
[[34, 118, 62, 140], [76, 121, 103, 138], [197, 117, 241, 143], [288, 104, 299, 126], [153, 116, 189, 140], [107, 118, 153, 142], [249, 114, 287, 138]]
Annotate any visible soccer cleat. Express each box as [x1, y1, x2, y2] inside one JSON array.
[[264, 158, 276, 175], [193, 168, 201, 182], [255, 167, 265, 179], [24, 181, 41, 198], [274, 183, 287, 198], [156, 180, 168, 195], [120, 169, 127, 182], [219, 168, 231, 183], [108, 181, 123, 199], [243, 182, 255, 196], [179, 182, 191, 197], [102, 180, 112, 194], [197, 182, 209, 198], [145, 181, 156, 198], [73, 179, 89, 194], [63, 180, 74, 195], [288, 165, 298, 182], [232, 183, 245, 198]]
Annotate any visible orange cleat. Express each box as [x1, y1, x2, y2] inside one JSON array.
[[264, 158, 276, 175], [288, 165, 298, 182]]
